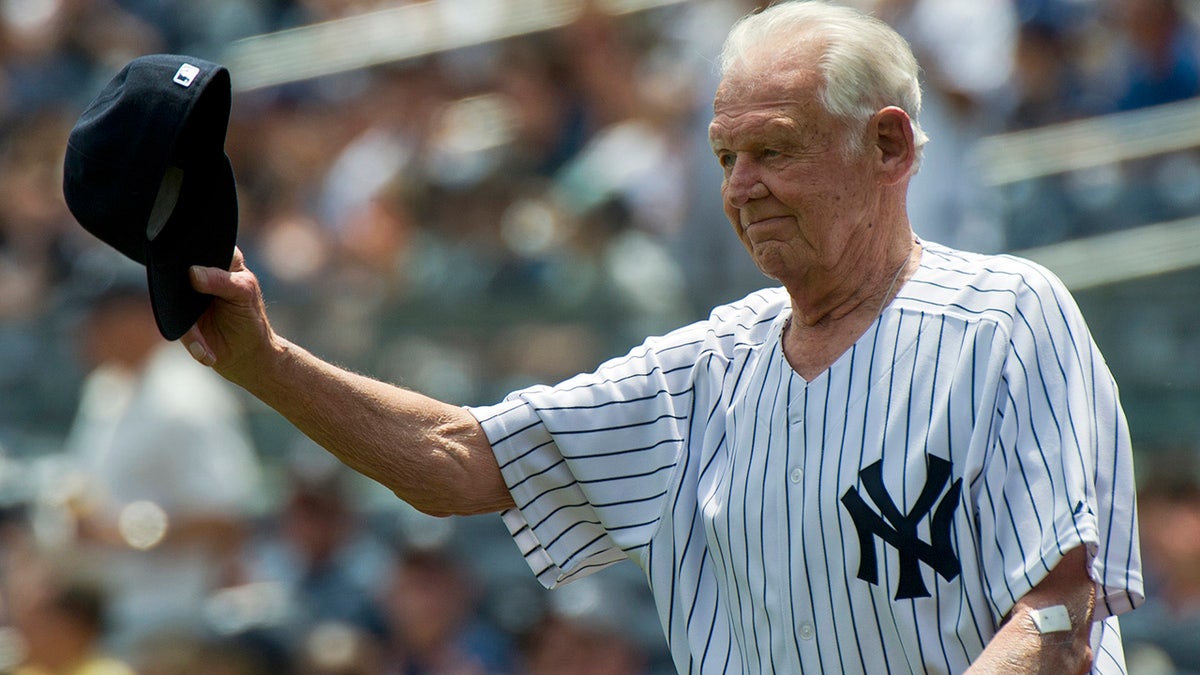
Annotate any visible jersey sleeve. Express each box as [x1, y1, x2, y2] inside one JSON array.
[[978, 261, 1143, 622], [467, 325, 709, 589]]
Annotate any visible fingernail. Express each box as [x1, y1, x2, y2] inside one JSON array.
[[186, 341, 211, 365]]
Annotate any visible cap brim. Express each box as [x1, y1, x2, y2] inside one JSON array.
[[146, 153, 237, 341]]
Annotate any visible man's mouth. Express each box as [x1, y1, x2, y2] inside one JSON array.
[[741, 215, 789, 237]]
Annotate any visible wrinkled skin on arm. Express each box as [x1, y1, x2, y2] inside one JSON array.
[[183, 249, 514, 517]]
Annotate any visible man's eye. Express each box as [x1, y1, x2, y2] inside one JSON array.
[[717, 152, 735, 169], [761, 148, 781, 159]]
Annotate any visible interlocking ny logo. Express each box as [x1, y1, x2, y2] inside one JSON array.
[[840, 455, 962, 600]]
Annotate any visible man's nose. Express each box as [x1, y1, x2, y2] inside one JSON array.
[[725, 161, 768, 206]]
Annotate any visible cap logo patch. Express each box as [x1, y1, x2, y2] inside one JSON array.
[[173, 63, 200, 87]]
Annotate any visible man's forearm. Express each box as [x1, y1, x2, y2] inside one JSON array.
[[966, 608, 1092, 674], [234, 336, 514, 517], [184, 255, 513, 517], [967, 546, 1096, 674]]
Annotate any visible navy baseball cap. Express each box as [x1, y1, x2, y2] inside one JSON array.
[[63, 54, 238, 340]]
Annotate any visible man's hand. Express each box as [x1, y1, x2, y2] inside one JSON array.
[[182, 247, 278, 383]]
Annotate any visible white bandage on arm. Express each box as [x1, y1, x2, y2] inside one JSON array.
[[1029, 605, 1073, 634]]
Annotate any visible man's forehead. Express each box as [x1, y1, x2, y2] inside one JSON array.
[[711, 99, 804, 120], [706, 104, 810, 151], [714, 64, 819, 112], [709, 82, 818, 138]]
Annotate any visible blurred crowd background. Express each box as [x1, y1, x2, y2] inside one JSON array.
[[1, 0, 1200, 673]]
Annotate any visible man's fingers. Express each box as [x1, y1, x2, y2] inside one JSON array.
[[191, 248, 250, 299], [185, 248, 265, 372], [190, 262, 245, 301], [189, 264, 223, 295]]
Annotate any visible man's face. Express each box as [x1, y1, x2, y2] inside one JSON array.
[[708, 58, 879, 284]]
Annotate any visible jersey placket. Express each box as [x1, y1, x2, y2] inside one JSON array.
[[784, 373, 826, 672]]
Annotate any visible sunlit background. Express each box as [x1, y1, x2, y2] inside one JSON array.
[[1, 0, 1199, 673]]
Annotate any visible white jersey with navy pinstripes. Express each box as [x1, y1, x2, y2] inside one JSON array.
[[468, 240, 1144, 674]]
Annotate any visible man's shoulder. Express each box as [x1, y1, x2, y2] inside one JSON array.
[[922, 240, 1046, 278], [638, 287, 788, 365], [916, 241, 1073, 307], [702, 286, 790, 339]]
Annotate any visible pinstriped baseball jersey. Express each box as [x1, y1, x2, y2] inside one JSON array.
[[468, 240, 1143, 674]]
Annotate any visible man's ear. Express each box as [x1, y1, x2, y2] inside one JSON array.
[[873, 106, 915, 184]]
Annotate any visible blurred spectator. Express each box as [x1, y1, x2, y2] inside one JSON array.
[[1122, 454, 1200, 674], [58, 251, 262, 656], [241, 445, 394, 655], [520, 612, 649, 675], [1008, 0, 1101, 128], [492, 39, 590, 178], [132, 629, 287, 675], [1, 533, 135, 675], [379, 547, 514, 675], [1096, 0, 1200, 112], [11, 572, 136, 675], [0, 0, 161, 122], [0, 112, 76, 320], [517, 569, 670, 675]]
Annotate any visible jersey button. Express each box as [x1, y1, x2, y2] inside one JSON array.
[[798, 621, 815, 640], [789, 467, 803, 483]]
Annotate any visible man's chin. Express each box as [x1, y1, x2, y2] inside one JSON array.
[[750, 247, 789, 282]]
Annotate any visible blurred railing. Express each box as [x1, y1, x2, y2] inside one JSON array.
[[974, 98, 1200, 289], [975, 97, 1200, 186], [1015, 215, 1200, 291], [222, 0, 688, 92]]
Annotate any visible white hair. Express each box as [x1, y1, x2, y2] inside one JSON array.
[[718, 0, 929, 162]]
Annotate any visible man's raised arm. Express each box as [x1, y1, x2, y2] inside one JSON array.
[[182, 248, 515, 517]]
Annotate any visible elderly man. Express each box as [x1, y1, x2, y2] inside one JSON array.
[[182, 1, 1142, 672]]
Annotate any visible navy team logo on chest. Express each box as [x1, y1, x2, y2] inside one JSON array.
[[840, 455, 963, 600]]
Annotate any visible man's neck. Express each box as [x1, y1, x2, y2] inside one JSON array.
[[784, 232, 918, 327], [781, 235, 920, 381]]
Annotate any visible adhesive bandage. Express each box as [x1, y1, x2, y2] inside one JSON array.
[[1029, 605, 1072, 634]]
